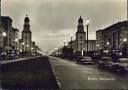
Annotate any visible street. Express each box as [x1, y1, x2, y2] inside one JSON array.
[[49, 56, 128, 89]]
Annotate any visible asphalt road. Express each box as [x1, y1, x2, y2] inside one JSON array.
[[49, 56, 128, 89]]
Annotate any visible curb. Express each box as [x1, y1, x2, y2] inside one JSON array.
[[49, 60, 62, 89]]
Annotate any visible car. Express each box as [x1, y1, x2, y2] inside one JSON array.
[[98, 57, 115, 69], [76, 56, 93, 65], [112, 58, 128, 74]]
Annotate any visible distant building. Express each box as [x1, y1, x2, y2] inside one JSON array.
[[1, 16, 13, 51], [22, 15, 32, 55], [67, 16, 96, 56], [68, 40, 96, 53], [96, 21, 128, 56], [96, 29, 104, 50], [85, 40, 96, 52], [68, 40, 76, 51], [75, 16, 86, 54]]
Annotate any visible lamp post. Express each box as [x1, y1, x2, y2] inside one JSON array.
[[22, 42, 25, 52], [3, 32, 6, 51], [15, 38, 18, 51], [63, 40, 66, 46], [31, 48, 34, 55], [86, 20, 90, 56], [21, 42, 24, 57], [123, 38, 127, 57], [70, 34, 73, 48], [106, 41, 110, 56], [82, 48, 85, 56], [54, 48, 57, 56], [96, 44, 99, 50]]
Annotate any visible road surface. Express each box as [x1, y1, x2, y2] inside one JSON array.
[[49, 56, 128, 89]]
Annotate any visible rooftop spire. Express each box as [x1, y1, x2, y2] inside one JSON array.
[[78, 16, 83, 23]]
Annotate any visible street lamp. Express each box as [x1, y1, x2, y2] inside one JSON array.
[[123, 38, 127, 42], [107, 42, 110, 53], [107, 42, 110, 45], [26, 44, 29, 47], [31, 48, 34, 54], [70, 34, 73, 48], [86, 20, 90, 56], [3, 32, 6, 51], [15, 38, 18, 51], [63, 40, 66, 46], [3, 32, 6, 37], [22, 42, 25, 51], [96, 44, 100, 51], [82, 48, 85, 56], [96, 44, 99, 48], [21, 42, 25, 57]]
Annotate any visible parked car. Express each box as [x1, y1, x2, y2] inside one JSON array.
[[76, 56, 93, 65], [6, 54, 14, 60], [98, 57, 115, 69], [112, 58, 128, 74]]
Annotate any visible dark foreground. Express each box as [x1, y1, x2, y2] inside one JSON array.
[[1, 56, 59, 89]]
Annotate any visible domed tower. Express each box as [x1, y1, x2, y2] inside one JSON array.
[[76, 16, 86, 55], [22, 15, 32, 55]]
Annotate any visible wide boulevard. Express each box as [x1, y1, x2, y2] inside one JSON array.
[[49, 56, 128, 89]]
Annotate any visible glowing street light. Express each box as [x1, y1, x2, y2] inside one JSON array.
[[123, 38, 127, 42], [85, 20, 90, 26], [26, 44, 29, 47], [96, 44, 99, 47], [22, 42, 25, 45], [15, 38, 18, 42], [3, 32, 6, 51], [3, 32, 6, 37], [15, 38, 18, 50], [107, 42, 110, 45]]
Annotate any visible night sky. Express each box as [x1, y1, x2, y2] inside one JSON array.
[[1, 0, 127, 52]]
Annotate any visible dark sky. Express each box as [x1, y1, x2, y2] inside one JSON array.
[[1, 0, 127, 52]]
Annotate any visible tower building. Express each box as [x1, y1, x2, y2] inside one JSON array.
[[22, 15, 32, 55], [76, 16, 86, 54]]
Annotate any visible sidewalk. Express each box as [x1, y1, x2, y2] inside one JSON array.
[[0, 56, 41, 64]]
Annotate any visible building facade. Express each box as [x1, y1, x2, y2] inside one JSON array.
[[85, 40, 96, 52], [68, 40, 96, 53], [96, 21, 128, 56], [1, 16, 13, 51], [22, 15, 32, 55]]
